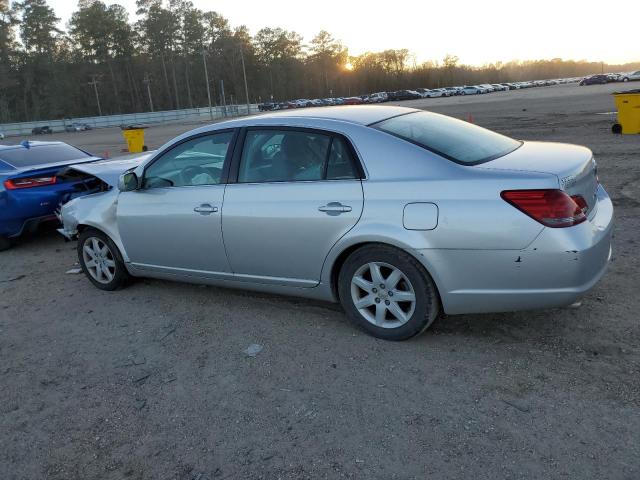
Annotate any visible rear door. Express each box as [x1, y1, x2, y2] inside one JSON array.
[[222, 127, 364, 287]]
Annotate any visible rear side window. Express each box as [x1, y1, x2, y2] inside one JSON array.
[[373, 111, 521, 165], [0, 144, 91, 168], [238, 129, 360, 183], [326, 137, 358, 180]]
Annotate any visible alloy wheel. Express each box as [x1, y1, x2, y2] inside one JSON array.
[[82, 236, 116, 284], [350, 262, 416, 329]]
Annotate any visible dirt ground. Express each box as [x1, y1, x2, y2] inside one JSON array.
[[1, 83, 639, 480]]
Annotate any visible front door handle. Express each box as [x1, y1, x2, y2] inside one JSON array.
[[194, 203, 218, 214], [318, 202, 352, 216]]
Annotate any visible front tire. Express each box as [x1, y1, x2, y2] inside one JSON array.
[[77, 228, 130, 291], [338, 245, 440, 340]]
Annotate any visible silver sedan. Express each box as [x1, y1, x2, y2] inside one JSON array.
[[59, 106, 613, 340]]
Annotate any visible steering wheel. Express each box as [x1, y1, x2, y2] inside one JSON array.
[[181, 165, 208, 186]]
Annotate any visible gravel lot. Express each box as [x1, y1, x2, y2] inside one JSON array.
[[1, 83, 639, 480]]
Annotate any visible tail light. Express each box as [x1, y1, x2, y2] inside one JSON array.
[[4, 176, 57, 190], [501, 189, 587, 228]]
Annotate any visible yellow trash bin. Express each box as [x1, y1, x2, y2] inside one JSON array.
[[122, 127, 147, 153], [612, 89, 640, 134]]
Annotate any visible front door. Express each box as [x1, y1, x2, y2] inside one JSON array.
[[222, 128, 364, 286], [117, 130, 235, 276]]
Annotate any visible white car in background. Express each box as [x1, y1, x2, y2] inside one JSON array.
[[622, 71, 640, 82], [461, 86, 483, 95], [424, 89, 445, 98]]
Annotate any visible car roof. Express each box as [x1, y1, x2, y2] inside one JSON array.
[[245, 105, 419, 126]]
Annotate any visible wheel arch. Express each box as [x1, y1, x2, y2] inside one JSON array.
[[76, 222, 130, 263], [326, 240, 444, 309]]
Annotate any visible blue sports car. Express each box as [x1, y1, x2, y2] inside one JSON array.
[[0, 141, 103, 250]]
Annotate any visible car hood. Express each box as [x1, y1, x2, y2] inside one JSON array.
[[65, 152, 153, 186]]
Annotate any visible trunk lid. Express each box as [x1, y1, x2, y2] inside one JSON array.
[[477, 141, 599, 214]]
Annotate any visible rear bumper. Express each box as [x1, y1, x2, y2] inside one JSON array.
[[416, 184, 614, 315]]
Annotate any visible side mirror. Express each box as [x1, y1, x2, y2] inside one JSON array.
[[118, 171, 139, 192]]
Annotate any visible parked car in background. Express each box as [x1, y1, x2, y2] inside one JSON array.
[[258, 102, 279, 111], [0, 141, 103, 250], [418, 89, 437, 98], [444, 87, 461, 95], [461, 86, 483, 95], [427, 88, 449, 98], [65, 122, 90, 132], [368, 92, 388, 103], [392, 90, 422, 101], [0, 131, 5, 140], [579, 75, 608, 86], [621, 71, 640, 82], [32, 126, 53, 135], [342, 96, 364, 105], [58, 105, 613, 341], [491, 84, 508, 91]]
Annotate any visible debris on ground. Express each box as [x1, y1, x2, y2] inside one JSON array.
[[244, 344, 263, 357], [0, 275, 26, 283]]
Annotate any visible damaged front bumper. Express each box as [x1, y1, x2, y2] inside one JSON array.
[[56, 198, 81, 240]]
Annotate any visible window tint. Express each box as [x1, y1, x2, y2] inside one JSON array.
[[143, 132, 233, 188], [0, 144, 91, 168], [373, 111, 521, 164], [326, 137, 357, 180], [239, 130, 331, 183]]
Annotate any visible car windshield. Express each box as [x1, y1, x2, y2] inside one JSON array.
[[0, 143, 91, 168], [372, 111, 522, 165]]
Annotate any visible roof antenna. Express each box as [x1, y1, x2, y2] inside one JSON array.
[[20, 140, 30, 149]]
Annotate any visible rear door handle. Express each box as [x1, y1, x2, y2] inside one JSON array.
[[194, 203, 218, 214], [318, 202, 352, 215]]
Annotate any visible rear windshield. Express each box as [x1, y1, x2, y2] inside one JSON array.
[[0, 144, 91, 168], [372, 111, 521, 164]]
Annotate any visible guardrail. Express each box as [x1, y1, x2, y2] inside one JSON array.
[[0, 104, 259, 137]]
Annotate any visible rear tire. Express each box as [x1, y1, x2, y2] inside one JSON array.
[[338, 245, 440, 341], [77, 228, 131, 291]]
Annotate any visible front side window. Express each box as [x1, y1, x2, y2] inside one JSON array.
[[238, 130, 359, 183], [372, 111, 521, 165], [143, 131, 233, 188]]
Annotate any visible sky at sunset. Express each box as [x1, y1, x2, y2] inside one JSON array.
[[48, 0, 639, 66]]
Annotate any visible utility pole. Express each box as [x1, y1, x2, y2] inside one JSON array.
[[240, 47, 250, 114], [202, 47, 213, 120], [88, 75, 102, 116], [220, 79, 226, 117], [143, 73, 154, 112]]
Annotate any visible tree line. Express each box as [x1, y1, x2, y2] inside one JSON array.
[[1, 0, 638, 123]]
